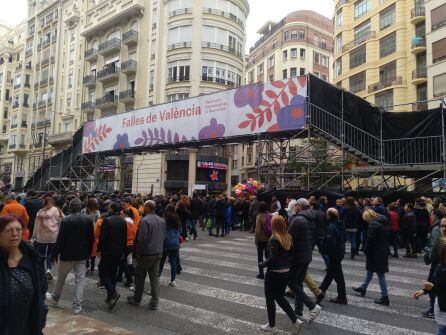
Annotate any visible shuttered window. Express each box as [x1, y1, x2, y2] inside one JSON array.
[[432, 38, 446, 63]]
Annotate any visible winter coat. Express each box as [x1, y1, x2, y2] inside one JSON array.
[[364, 215, 390, 273], [216, 199, 227, 218], [288, 209, 316, 265], [190, 198, 202, 219], [326, 219, 346, 259], [207, 198, 217, 216], [98, 214, 127, 257], [400, 211, 418, 236], [414, 207, 430, 231], [428, 223, 442, 265], [164, 225, 180, 251], [313, 209, 327, 238], [177, 203, 192, 222], [0, 242, 48, 335], [430, 264, 446, 312], [255, 213, 270, 244], [260, 238, 292, 271], [340, 207, 361, 231], [225, 205, 232, 226], [24, 198, 43, 232], [32, 207, 62, 243]]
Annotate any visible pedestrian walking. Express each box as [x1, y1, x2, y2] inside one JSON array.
[[255, 201, 271, 279], [260, 215, 303, 334], [340, 197, 361, 260], [127, 200, 166, 310], [24, 189, 43, 237], [46, 198, 94, 315], [353, 208, 391, 306], [159, 204, 181, 287], [401, 203, 418, 258], [388, 202, 400, 258]]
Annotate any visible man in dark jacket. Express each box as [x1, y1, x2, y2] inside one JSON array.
[[319, 208, 347, 304], [215, 195, 227, 237], [288, 198, 322, 323], [97, 202, 127, 310], [207, 196, 217, 236], [190, 193, 202, 239], [24, 189, 43, 236], [401, 203, 418, 258], [46, 198, 94, 315], [128, 200, 166, 310], [248, 197, 259, 232]]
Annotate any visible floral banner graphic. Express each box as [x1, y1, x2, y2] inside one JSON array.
[[82, 77, 307, 153]]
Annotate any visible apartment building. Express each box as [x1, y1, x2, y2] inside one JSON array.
[[240, 11, 333, 182], [425, 0, 446, 108], [333, 0, 430, 112]]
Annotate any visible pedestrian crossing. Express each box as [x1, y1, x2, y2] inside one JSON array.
[[56, 231, 438, 335]]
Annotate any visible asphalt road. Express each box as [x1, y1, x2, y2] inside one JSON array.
[[47, 230, 438, 335]]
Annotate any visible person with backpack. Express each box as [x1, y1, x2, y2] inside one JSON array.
[[319, 208, 347, 305], [259, 215, 303, 334], [255, 201, 271, 279]]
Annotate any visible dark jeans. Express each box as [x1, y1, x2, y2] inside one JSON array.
[[117, 245, 133, 283], [159, 248, 179, 282], [390, 231, 399, 256], [35, 242, 55, 271], [216, 216, 224, 236], [99, 255, 121, 300], [265, 270, 297, 327], [416, 224, 429, 253], [190, 219, 198, 238], [257, 241, 269, 276], [319, 256, 346, 300], [289, 262, 316, 314], [404, 233, 417, 255], [427, 263, 438, 313], [181, 220, 188, 239]]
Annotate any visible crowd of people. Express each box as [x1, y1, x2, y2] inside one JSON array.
[[0, 190, 445, 334]]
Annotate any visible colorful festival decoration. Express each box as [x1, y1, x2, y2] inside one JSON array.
[[233, 178, 263, 197]]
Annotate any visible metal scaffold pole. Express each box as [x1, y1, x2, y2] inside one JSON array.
[[341, 90, 345, 192], [306, 76, 311, 191], [441, 99, 446, 184], [379, 107, 384, 190]]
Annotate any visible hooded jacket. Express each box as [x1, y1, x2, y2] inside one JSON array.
[[326, 219, 346, 259], [364, 215, 391, 273], [288, 209, 316, 264]]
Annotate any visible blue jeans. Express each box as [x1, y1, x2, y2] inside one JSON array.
[[346, 231, 356, 251], [159, 249, 179, 282], [35, 242, 55, 271], [437, 325, 446, 335], [360, 271, 388, 297]]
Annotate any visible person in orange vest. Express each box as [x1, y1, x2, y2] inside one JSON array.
[[123, 198, 140, 226], [0, 194, 30, 240]]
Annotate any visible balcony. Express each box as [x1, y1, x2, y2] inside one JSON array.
[[98, 38, 121, 56], [122, 30, 138, 46], [202, 8, 244, 27], [13, 84, 21, 90], [368, 76, 403, 93], [166, 77, 190, 85], [84, 48, 98, 62], [12, 103, 19, 109], [83, 75, 96, 88], [34, 120, 50, 128], [167, 42, 192, 51], [8, 144, 16, 150], [411, 37, 426, 54], [201, 76, 237, 88], [21, 121, 27, 128], [10, 124, 17, 129], [411, 68, 427, 85], [411, 7, 425, 24], [169, 8, 193, 17], [81, 101, 95, 112], [97, 66, 120, 83], [342, 31, 376, 53], [96, 95, 118, 109], [38, 100, 47, 108], [412, 102, 428, 111], [47, 131, 74, 147], [119, 89, 135, 103], [121, 60, 137, 74], [201, 42, 242, 58]]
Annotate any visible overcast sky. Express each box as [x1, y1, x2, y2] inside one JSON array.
[[0, 0, 334, 49]]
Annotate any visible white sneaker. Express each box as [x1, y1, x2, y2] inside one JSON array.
[[289, 319, 303, 334], [308, 304, 322, 324], [260, 323, 278, 333], [45, 292, 58, 306], [168, 281, 177, 287], [73, 307, 82, 315]]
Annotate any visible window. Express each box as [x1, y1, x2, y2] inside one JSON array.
[[272, 41, 278, 49], [379, 61, 396, 83], [300, 68, 305, 75], [283, 69, 288, 79], [298, 29, 305, 39], [269, 74, 274, 82], [380, 32, 396, 58], [350, 45, 366, 69], [283, 50, 288, 61], [290, 68, 297, 77], [166, 93, 189, 102], [349, 71, 366, 93], [354, 0, 371, 19], [202, 61, 242, 86], [168, 0, 193, 11], [284, 31, 290, 41], [314, 52, 320, 65], [380, 4, 395, 30], [335, 34, 342, 52], [168, 25, 192, 45], [375, 89, 393, 110], [336, 10, 343, 27], [291, 29, 298, 39], [290, 48, 297, 58], [314, 35, 320, 48], [354, 20, 371, 45], [431, 3, 446, 30], [248, 70, 254, 83], [433, 38, 446, 63], [433, 73, 446, 97], [168, 63, 190, 82], [257, 63, 264, 75], [322, 74, 328, 81], [335, 59, 342, 77], [300, 48, 305, 59], [267, 55, 275, 68]]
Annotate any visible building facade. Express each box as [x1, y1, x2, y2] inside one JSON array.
[[0, 0, 249, 194], [425, 0, 446, 108], [239, 11, 333, 182], [333, 0, 430, 112]]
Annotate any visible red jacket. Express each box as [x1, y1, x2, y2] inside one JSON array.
[[388, 210, 399, 232]]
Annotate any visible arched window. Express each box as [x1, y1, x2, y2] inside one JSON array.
[[107, 30, 121, 41]]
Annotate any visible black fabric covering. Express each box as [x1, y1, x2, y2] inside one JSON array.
[[308, 75, 444, 165]]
